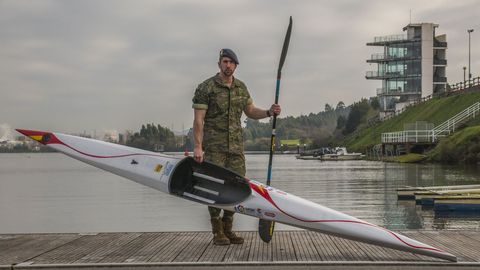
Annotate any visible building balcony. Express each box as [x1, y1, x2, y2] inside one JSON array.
[[366, 71, 405, 79], [376, 88, 421, 96], [367, 53, 421, 63], [433, 58, 447, 65], [433, 39, 447, 48], [367, 34, 419, 46], [433, 76, 447, 83]]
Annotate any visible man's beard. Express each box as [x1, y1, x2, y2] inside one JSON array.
[[222, 68, 233, 77]]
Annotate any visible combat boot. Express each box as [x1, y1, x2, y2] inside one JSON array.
[[210, 217, 230, 245], [222, 216, 244, 244]]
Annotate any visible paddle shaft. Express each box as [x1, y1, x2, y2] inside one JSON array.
[[258, 17, 292, 244], [266, 16, 292, 184], [266, 75, 281, 184]]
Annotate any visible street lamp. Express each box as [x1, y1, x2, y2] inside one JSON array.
[[468, 29, 474, 86]]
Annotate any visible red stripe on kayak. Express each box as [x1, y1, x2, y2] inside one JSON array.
[[249, 181, 445, 253]]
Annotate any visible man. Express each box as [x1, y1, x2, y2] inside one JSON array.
[[192, 48, 281, 245]]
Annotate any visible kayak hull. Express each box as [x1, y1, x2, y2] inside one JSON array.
[[16, 129, 457, 262]]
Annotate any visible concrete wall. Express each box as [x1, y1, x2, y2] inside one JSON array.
[[421, 23, 434, 98]]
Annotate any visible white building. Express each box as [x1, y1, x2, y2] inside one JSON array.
[[366, 23, 447, 118]]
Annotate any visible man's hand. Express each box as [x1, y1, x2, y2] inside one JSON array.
[[269, 104, 281, 116], [193, 146, 204, 163]]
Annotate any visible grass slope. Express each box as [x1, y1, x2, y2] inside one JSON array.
[[341, 92, 480, 152], [428, 125, 480, 163]]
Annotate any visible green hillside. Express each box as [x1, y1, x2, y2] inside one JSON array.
[[340, 92, 480, 152], [428, 125, 480, 164]]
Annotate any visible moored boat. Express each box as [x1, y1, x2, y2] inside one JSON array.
[[296, 147, 363, 161], [434, 196, 480, 212], [397, 184, 480, 200]]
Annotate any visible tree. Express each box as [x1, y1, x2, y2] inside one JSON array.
[[324, 103, 332, 112], [344, 99, 370, 134], [336, 101, 345, 110], [370, 97, 380, 110], [127, 123, 177, 151], [336, 115, 346, 129]]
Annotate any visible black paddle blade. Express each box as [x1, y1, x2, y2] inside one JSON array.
[[258, 219, 275, 243], [277, 16, 293, 77]]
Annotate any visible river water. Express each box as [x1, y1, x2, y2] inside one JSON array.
[[1, 153, 479, 233]]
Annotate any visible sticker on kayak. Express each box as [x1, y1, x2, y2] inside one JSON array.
[[154, 164, 163, 173], [234, 205, 245, 213], [264, 212, 276, 218], [234, 205, 257, 216], [162, 162, 174, 176]]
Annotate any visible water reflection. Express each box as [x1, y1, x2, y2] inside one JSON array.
[[0, 153, 479, 233]]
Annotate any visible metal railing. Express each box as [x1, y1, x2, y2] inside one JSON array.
[[369, 53, 414, 61], [381, 102, 480, 143], [372, 34, 407, 43], [366, 70, 404, 78], [449, 77, 480, 91], [432, 102, 480, 140], [382, 130, 437, 143]]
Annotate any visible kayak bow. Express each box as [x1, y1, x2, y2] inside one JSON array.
[[17, 129, 457, 262]]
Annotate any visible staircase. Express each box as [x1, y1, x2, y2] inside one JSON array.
[[431, 102, 480, 141], [381, 102, 480, 143]]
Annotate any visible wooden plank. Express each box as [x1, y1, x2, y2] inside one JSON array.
[[173, 232, 211, 262], [403, 231, 470, 262], [290, 230, 320, 261], [258, 231, 273, 261], [73, 233, 142, 263], [148, 232, 197, 262], [2, 230, 480, 265], [309, 232, 344, 261], [0, 234, 52, 264], [125, 232, 178, 263], [447, 231, 480, 259], [30, 233, 125, 264], [324, 235, 351, 261], [223, 232, 253, 262], [197, 233, 229, 262], [248, 231, 272, 262], [356, 240, 415, 262], [419, 231, 479, 262], [334, 237, 359, 261], [0, 235, 36, 252], [271, 231, 296, 261], [399, 231, 445, 262], [459, 230, 480, 243], [247, 229, 258, 261], [98, 232, 169, 263], [337, 237, 374, 261], [0, 234, 81, 265]]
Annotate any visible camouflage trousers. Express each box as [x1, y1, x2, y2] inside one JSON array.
[[204, 151, 246, 218]]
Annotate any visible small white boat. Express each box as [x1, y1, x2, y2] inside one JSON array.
[[297, 147, 363, 160]]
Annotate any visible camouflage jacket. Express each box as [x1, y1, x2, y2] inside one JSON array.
[[192, 73, 253, 154]]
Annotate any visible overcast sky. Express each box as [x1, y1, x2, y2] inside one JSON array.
[[1, 0, 479, 138]]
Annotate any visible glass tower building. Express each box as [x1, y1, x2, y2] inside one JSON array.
[[366, 23, 447, 117]]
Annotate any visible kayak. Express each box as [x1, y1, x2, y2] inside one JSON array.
[[16, 129, 457, 262]]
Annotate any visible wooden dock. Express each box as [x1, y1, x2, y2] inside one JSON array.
[[1, 230, 480, 269]]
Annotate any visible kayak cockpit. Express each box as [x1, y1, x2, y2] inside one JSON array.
[[169, 157, 251, 206]]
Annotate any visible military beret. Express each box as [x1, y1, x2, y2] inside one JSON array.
[[219, 48, 239, 65]]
